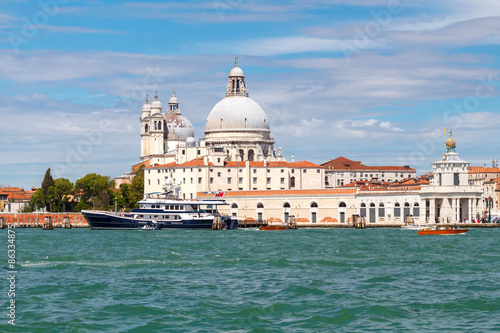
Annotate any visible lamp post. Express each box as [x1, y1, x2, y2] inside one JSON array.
[[115, 197, 117, 213]]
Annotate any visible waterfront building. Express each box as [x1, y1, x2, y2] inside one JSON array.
[[321, 156, 416, 188], [0, 186, 34, 213]]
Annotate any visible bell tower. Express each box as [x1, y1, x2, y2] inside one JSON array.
[[140, 96, 151, 161]]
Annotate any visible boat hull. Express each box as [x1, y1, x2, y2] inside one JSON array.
[[82, 211, 237, 230], [259, 225, 293, 230], [418, 228, 468, 235]]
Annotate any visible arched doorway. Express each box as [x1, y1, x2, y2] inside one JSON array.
[[339, 201, 347, 223], [230, 203, 238, 218], [256, 202, 264, 222], [369, 203, 376, 223], [310, 202, 318, 223], [283, 202, 291, 223]]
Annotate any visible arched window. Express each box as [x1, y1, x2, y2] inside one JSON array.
[[158, 121, 161, 130], [283, 202, 291, 208], [370, 203, 375, 207], [239, 149, 244, 161], [339, 202, 347, 207], [394, 202, 400, 217], [231, 203, 238, 209], [248, 149, 254, 161], [413, 203, 420, 217], [145, 124, 149, 133], [311, 202, 318, 208], [290, 177, 295, 188], [379, 203, 385, 218], [404, 202, 410, 218], [257, 202, 264, 208], [360, 203, 366, 217]]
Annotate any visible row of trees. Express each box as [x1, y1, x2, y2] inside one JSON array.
[[29, 166, 144, 212]]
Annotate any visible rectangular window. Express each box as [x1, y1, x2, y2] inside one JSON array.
[[267, 177, 271, 184], [292, 169, 295, 173], [210, 178, 213, 184], [239, 169, 243, 172], [239, 177, 243, 184], [198, 177, 202, 184], [253, 177, 257, 184], [217, 172, 221, 177], [228, 169, 231, 172], [304, 169, 307, 173], [227, 177, 232, 184], [148, 179, 151, 185], [253, 169, 257, 174], [267, 169, 270, 173], [190, 178, 193, 184], [454, 173, 459, 186], [183, 178, 185, 184], [281, 169, 284, 173], [182, 150, 185, 155], [158, 170, 160, 173], [317, 169, 320, 173], [157, 179, 160, 185], [280, 178, 285, 184]]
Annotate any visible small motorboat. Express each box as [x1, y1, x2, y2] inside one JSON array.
[[418, 225, 468, 235], [259, 225, 294, 231], [259, 217, 298, 231]]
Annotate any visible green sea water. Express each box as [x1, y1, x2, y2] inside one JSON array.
[[1, 228, 500, 332]]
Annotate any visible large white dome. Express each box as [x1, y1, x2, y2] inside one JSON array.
[[205, 97, 269, 132]]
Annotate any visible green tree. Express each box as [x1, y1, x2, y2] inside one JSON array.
[[41, 168, 55, 211], [52, 178, 74, 212], [128, 165, 145, 208], [75, 173, 113, 211], [30, 188, 45, 211]]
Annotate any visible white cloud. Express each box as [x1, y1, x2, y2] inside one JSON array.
[[41, 25, 125, 35]]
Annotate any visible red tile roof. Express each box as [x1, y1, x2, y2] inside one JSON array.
[[321, 156, 415, 171], [132, 160, 151, 172], [468, 167, 500, 173]]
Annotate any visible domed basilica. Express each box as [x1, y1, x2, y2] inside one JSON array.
[[139, 60, 283, 166]]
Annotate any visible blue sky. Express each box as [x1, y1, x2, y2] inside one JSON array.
[[1, 0, 499, 189]]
